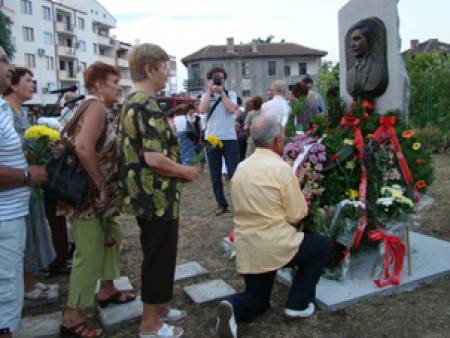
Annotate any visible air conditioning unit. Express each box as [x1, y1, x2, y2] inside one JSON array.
[[38, 48, 45, 57]]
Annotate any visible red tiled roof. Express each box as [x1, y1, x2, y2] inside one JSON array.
[[402, 39, 450, 57], [182, 42, 327, 65]]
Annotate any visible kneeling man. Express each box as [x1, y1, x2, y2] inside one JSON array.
[[216, 115, 331, 338]]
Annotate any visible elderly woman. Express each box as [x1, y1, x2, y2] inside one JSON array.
[[59, 62, 135, 338], [4, 68, 57, 301], [118, 43, 200, 338]]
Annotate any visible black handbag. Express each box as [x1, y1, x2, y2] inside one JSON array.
[[43, 99, 105, 210]]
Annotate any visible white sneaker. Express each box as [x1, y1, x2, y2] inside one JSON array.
[[284, 302, 315, 319], [216, 301, 237, 338]]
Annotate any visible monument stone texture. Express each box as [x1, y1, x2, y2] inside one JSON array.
[[339, 0, 410, 121]]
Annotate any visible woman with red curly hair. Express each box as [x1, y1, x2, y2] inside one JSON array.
[[59, 62, 135, 338]]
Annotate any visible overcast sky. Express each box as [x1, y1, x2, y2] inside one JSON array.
[[98, 0, 450, 87]]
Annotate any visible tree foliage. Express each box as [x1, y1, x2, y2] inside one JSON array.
[[0, 11, 15, 58], [252, 35, 276, 44], [317, 61, 340, 99], [405, 53, 450, 130]]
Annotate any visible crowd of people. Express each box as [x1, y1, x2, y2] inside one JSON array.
[[0, 42, 329, 338]]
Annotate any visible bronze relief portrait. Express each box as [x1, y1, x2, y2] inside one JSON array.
[[346, 17, 388, 99]]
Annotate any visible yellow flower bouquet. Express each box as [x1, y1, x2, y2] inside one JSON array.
[[24, 125, 60, 165]]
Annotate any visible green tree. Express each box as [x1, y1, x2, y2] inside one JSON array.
[[0, 11, 15, 58], [252, 35, 275, 44], [405, 53, 450, 130], [317, 61, 340, 98]]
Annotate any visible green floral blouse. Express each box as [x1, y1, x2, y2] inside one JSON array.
[[117, 91, 182, 220]]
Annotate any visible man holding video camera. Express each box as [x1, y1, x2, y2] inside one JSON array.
[[198, 67, 239, 216]]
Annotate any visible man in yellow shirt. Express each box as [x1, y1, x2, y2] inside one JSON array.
[[216, 115, 331, 338]]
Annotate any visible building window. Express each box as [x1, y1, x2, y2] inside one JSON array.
[[268, 61, 276, 76], [24, 54, 35, 68], [78, 40, 86, 52], [22, 27, 34, 42], [21, 0, 32, 15], [43, 32, 53, 45], [78, 17, 85, 30], [32, 80, 37, 93], [242, 90, 251, 97], [298, 62, 307, 75], [241, 62, 250, 77], [79, 62, 87, 72], [284, 65, 291, 76], [93, 43, 98, 55], [212, 63, 223, 69], [45, 56, 54, 70], [59, 60, 65, 70], [43, 6, 51, 20]]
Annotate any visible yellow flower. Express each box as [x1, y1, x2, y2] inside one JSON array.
[[412, 142, 421, 151], [24, 125, 60, 141], [343, 138, 354, 146], [346, 189, 359, 200], [207, 134, 223, 149]]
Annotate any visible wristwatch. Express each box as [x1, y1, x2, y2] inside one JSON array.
[[24, 169, 32, 186]]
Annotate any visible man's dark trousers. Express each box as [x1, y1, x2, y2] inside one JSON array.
[[225, 233, 331, 323], [206, 139, 239, 209]]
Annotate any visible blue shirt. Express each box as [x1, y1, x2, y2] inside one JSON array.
[[204, 90, 237, 141], [0, 97, 30, 221]]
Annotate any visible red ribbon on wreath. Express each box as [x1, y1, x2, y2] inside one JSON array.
[[372, 116, 420, 202], [340, 113, 368, 248], [368, 230, 405, 287]]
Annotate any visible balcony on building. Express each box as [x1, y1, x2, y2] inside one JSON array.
[[58, 70, 77, 82], [57, 45, 77, 59], [97, 54, 115, 66], [115, 43, 131, 68], [0, 3, 15, 22], [55, 9, 75, 36], [186, 78, 204, 91], [120, 78, 133, 87], [116, 57, 128, 68]]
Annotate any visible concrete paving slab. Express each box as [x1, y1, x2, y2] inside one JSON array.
[[174, 261, 209, 282], [315, 232, 450, 310], [95, 276, 134, 293], [16, 311, 62, 338], [183, 279, 236, 304], [24, 285, 60, 310], [98, 296, 142, 330]]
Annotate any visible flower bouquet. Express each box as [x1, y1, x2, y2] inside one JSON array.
[[191, 134, 223, 165], [24, 125, 60, 165], [283, 97, 435, 285]]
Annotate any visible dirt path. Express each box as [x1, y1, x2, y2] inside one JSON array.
[[25, 155, 450, 337]]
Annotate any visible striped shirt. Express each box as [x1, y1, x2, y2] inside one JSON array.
[[0, 97, 30, 221]]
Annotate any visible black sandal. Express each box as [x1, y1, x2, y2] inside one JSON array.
[[60, 322, 102, 338], [97, 290, 136, 308]]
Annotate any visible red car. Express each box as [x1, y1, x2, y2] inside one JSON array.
[[156, 96, 199, 112]]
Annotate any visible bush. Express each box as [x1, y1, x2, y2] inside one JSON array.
[[415, 125, 450, 154]]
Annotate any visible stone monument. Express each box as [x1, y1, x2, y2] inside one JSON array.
[[339, 0, 410, 121]]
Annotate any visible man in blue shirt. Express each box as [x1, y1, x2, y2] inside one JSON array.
[[198, 67, 239, 216], [0, 46, 47, 337]]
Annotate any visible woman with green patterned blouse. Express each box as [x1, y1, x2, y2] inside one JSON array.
[[117, 43, 200, 338]]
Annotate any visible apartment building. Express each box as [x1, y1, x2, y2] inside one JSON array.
[[182, 37, 327, 99], [0, 0, 136, 107]]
